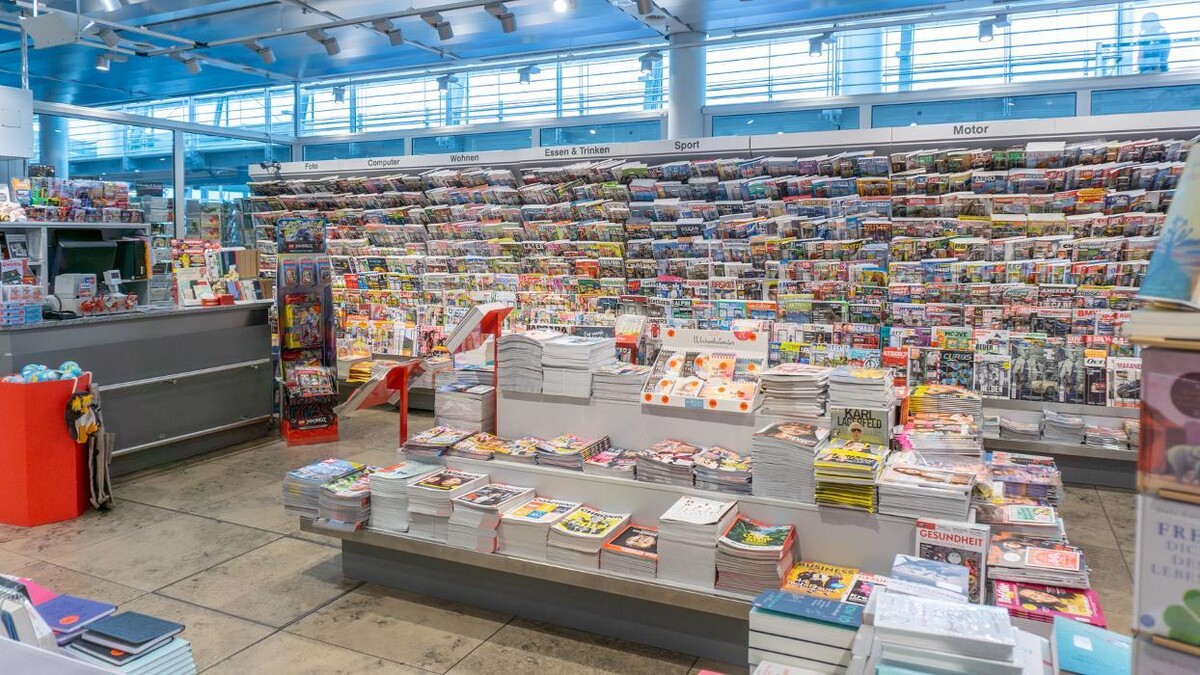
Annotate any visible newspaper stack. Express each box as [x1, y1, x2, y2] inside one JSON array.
[[1084, 424, 1129, 451], [828, 366, 895, 409], [497, 497, 582, 560], [983, 415, 1001, 439], [600, 524, 659, 579], [546, 507, 632, 569], [314, 466, 376, 532], [493, 436, 548, 464], [751, 422, 829, 503], [435, 382, 496, 432], [693, 446, 753, 495], [876, 456, 976, 521], [541, 336, 618, 397], [402, 426, 476, 462], [497, 330, 565, 393], [715, 515, 796, 596], [405, 468, 489, 541], [447, 432, 511, 461], [759, 363, 830, 420], [411, 355, 454, 390], [452, 365, 494, 387], [536, 433, 610, 470], [987, 452, 1063, 506], [283, 458, 366, 519], [447, 483, 536, 552], [591, 363, 652, 404], [1041, 411, 1085, 444], [657, 495, 739, 589], [813, 440, 887, 512], [636, 439, 701, 486], [999, 418, 1041, 442], [862, 593, 1019, 668], [582, 447, 638, 478], [987, 533, 1089, 587], [367, 460, 442, 534]]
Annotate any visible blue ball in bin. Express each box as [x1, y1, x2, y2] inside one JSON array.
[[2, 375, 22, 384], [42, 370, 62, 381], [20, 364, 47, 380], [57, 361, 83, 379]]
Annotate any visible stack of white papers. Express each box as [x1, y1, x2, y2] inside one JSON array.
[[405, 469, 489, 541], [283, 458, 365, 520], [760, 363, 830, 420], [435, 383, 496, 432], [751, 422, 828, 503], [541, 335, 617, 397], [546, 507, 632, 569], [591, 363, 652, 404], [497, 330, 565, 393], [497, 497, 582, 560], [657, 495, 739, 589], [447, 483, 535, 552], [1041, 411, 1085, 444], [828, 367, 896, 409], [367, 460, 442, 534], [599, 524, 658, 579]]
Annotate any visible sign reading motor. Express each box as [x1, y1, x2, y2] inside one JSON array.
[[952, 124, 991, 135]]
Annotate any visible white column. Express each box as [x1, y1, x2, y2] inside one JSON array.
[[668, 31, 706, 140], [38, 115, 70, 178]]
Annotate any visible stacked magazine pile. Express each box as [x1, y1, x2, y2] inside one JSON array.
[[828, 366, 895, 409], [905, 385, 983, 456], [657, 495, 739, 589], [402, 426, 476, 462], [751, 422, 829, 503], [890, 553, 971, 602], [876, 456, 976, 521], [493, 436, 547, 464], [497, 497, 582, 560], [497, 330, 564, 393], [541, 335, 617, 397], [987, 452, 1063, 506], [367, 460, 442, 533], [536, 433, 610, 470], [992, 581, 1107, 631], [452, 365, 494, 387], [983, 415, 1001, 439], [813, 440, 887, 512], [314, 466, 376, 532], [582, 447, 638, 477], [982, 504, 1066, 542], [715, 515, 796, 596], [693, 446, 753, 495], [1041, 411, 1086, 444], [1084, 424, 1129, 451], [405, 468, 489, 541], [914, 517, 990, 604], [999, 418, 1041, 441], [636, 439, 701, 486], [759, 363, 830, 420], [447, 432, 511, 461], [546, 506, 632, 568], [600, 523, 659, 579], [591, 363, 651, 404], [283, 458, 366, 519], [987, 533, 1089, 587], [447, 483, 536, 552], [434, 382, 496, 432]]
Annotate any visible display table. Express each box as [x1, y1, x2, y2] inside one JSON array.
[[0, 302, 274, 475]]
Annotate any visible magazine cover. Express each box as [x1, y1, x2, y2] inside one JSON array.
[[891, 554, 970, 598], [1011, 338, 1056, 402], [830, 406, 892, 446], [755, 421, 830, 448], [412, 469, 487, 492], [937, 349, 975, 388], [659, 495, 737, 525], [974, 353, 1012, 399], [1138, 348, 1200, 498], [502, 498, 581, 523], [1136, 149, 1200, 309], [551, 507, 630, 539], [840, 572, 889, 606], [782, 561, 859, 600], [992, 581, 1107, 627], [915, 518, 989, 603], [452, 484, 533, 509], [1084, 349, 1110, 406], [602, 524, 659, 559], [1134, 494, 1200, 648], [1108, 357, 1143, 408], [718, 515, 795, 554]]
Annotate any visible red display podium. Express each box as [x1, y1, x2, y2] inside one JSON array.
[[0, 374, 93, 527]]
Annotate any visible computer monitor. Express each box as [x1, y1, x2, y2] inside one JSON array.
[[52, 240, 118, 280]]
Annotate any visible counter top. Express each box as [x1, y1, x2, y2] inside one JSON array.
[[1, 300, 273, 332]]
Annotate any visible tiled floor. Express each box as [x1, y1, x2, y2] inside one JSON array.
[[0, 407, 1137, 673]]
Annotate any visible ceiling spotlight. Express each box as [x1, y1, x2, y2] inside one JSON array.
[[636, 0, 653, 14], [639, 51, 661, 73], [185, 58, 202, 75], [809, 32, 832, 57], [306, 28, 341, 56], [993, 13, 1011, 28], [437, 74, 458, 91], [95, 53, 110, 71], [244, 39, 276, 65], [518, 64, 540, 84], [97, 27, 121, 47], [99, 0, 122, 11], [372, 18, 405, 46], [553, 0, 576, 13], [978, 20, 994, 42], [333, 86, 346, 104], [422, 12, 454, 41], [485, 3, 517, 33]]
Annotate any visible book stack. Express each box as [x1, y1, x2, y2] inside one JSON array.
[[493, 436, 548, 464], [497, 497, 582, 560], [915, 518, 990, 604], [751, 422, 829, 503], [65, 612, 194, 675], [405, 468, 489, 541], [447, 483, 536, 552], [890, 553, 970, 603], [367, 460, 442, 534], [987, 452, 1063, 506], [590, 363, 651, 404], [635, 439, 701, 486], [715, 515, 796, 595], [748, 591, 862, 674], [693, 445, 753, 495], [656, 495, 738, 589], [546, 507, 632, 569], [905, 385, 984, 457], [876, 457, 976, 521], [33, 593, 115, 646], [541, 335, 617, 398], [536, 433, 610, 470], [447, 431, 512, 461], [987, 533, 1089, 587], [314, 466, 376, 532], [582, 447, 637, 477], [813, 440, 887, 512], [401, 426, 476, 462], [497, 329, 564, 393], [759, 363, 830, 420], [1042, 411, 1086, 444], [993, 581, 1107, 634], [827, 366, 895, 410], [282, 458, 366, 520], [600, 524, 658, 579], [1000, 417, 1042, 442], [434, 382, 496, 432]]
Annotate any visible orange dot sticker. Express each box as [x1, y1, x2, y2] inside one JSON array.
[[643, 393, 652, 402], [660, 395, 670, 404], [60, 615, 79, 626], [708, 399, 718, 408], [739, 401, 749, 411], [110, 649, 125, 657], [667, 329, 676, 337], [695, 357, 705, 366]]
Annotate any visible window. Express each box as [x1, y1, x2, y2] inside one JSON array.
[[540, 120, 662, 146], [871, 93, 1076, 128], [1091, 83, 1200, 114], [304, 140, 405, 161], [712, 108, 860, 136], [707, 38, 832, 104], [411, 130, 532, 155]]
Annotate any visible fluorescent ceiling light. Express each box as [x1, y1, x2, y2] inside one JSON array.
[[95, 53, 110, 71], [553, 0, 575, 13]]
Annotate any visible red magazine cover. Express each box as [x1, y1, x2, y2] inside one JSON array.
[[992, 580, 1107, 627]]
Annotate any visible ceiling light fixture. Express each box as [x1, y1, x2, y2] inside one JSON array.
[[185, 57, 202, 75], [437, 74, 458, 91], [95, 53, 110, 71], [553, 0, 576, 13], [809, 32, 833, 57], [244, 39, 276, 65], [422, 12, 454, 41], [99, 0, 122, 11], [636, 0, 653, 14], [518, 64, 540, 84], [97, 27, 121, 47], [485, 3, 517, 33], [978, 19, 994, 42], [639, 50, 661, 73], [993, 13, 1011, 28], [372, 19, 405, 46], [333, 86, 346, 103], [306, 28, 341, 56]]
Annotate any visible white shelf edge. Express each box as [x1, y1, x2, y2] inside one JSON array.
[[984, 399, 1139, 420], [983, 437, 1136, 462]]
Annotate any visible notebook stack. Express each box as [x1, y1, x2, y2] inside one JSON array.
[[759, 363, 830, 420], [582, 447, 638, 478], [434, 382, 496, 432], [987, 452, 1063, 506], [366, 460, 442, 534], [546, 507, 632, 569], [497, 497, 582, 560], [813, 440, 887, 513], [600, 524, 659, 579], [401, 426, 476, 462], [447, 432, 511, 461], [1041, 411, 1086, 444], [493, 436, 548, 464], [536, 433, 610, 470], [993, 581, 1107, 634], [497, 329, 564, 393], [66, 612, 193, 675], [827, 366, 895, 409], [447, 483, 536, 552], [715, 515, 796, 596], [405, 468, 489, 541], [34, 593, 115, 646], [656, 495, 739, 589], [541, 335, 617, 398], [314, 466, 376, 532], [876, 456, 976, 521], [635, 439, 701, 486], [751, 422, 829, 503], [905, 385, 984, 457], [282, 458, 366, 520], [591, 363, 651, 404], [748, 591, 862, 674], [693, 446, 753, 495], [987, 533, 1089, 587]]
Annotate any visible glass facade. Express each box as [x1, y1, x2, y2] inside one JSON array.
[[411, 129, 533, 155], [871, 93, 1077, 128], [540, 120, 662, 146], [303, 140, 405, 161], [712, 108, 861, 137]]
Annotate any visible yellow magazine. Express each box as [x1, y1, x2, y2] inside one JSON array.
[[782, 560, 861, 600]]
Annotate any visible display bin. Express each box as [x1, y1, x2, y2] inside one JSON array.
[[0, 373, 93, 527]]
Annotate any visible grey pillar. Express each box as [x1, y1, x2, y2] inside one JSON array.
[[839, 28, 885, 96], [38, 115, 70, 178], [668, 31, 706, 139]]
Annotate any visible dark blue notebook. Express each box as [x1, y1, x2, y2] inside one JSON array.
[[81, 611, 184, 654], [35, 594, 116, 635]]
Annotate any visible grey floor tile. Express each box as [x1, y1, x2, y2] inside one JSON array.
[[690, 659, 747, 675], [118, 459, 280, 513], [0, 547, 36, 572], [1083, 544, 1134, 619], [160, 537, 358, 627], [448, 618, 695, 675], [49, 513, 280, 591], [204, 481, 296, 535], [0, 500, 178, 561], [343, 448, 403, 468], [1097, 487, 1138, 561], [118, 593, 275, 671], [203, 632, 429, 674], [287, 584, 510, 673], [289, 530, 343, 548], [1059, 485, 1120, 549], [15, 560, 146, 605], [213, 440, 351, 478]]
